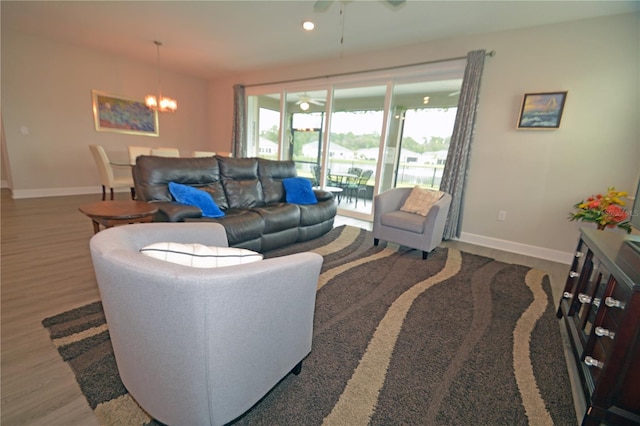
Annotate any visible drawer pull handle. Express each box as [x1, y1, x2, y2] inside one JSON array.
[[563, 292, 574, 299], [578, 293, 592, 304], [575, 251, 583, 258], [584, 356, 604, 369], [605, 297, 625, 309], [569, 271, 580, 278], [595, 327, 615, 339]]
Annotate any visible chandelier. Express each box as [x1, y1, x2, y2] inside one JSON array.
[[145, 41, 177, 113]]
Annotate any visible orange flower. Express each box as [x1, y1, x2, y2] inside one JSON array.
[[604, 205, 628, 223]]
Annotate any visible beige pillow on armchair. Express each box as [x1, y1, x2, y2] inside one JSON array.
[[400, 186, 445, 216]]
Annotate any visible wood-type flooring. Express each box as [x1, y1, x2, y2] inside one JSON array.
[[1, 189, 578, 425]]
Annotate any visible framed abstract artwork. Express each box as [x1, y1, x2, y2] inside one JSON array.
[[517, 91, 567, 129], [92, 90, 159, 136]]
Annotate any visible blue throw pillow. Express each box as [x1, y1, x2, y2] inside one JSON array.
[[168, 182, 225, 218], [283, 177, 318, 205]]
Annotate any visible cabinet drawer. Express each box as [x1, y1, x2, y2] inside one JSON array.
[[606, 281, 631, 324], [585, 339, 607, 384], [592, 312, 617, 360]]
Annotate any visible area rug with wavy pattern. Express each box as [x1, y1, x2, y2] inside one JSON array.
[[42, 225, 576, 425]]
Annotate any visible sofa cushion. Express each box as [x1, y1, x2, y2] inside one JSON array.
[[251, 203, 300, 233], [400, 186, 444, 216], [199, 183, 229, 210], [169, 182, 225, 218], [258, 159, 297, 203], [218, 156, 264, 208], [140, 242, 262, 268], [380, 210, 426, 233], [298, 199, 337, 226], [133, 156, 222, 202], [188, 209, 265, 247], [283, 177, 318, 205]]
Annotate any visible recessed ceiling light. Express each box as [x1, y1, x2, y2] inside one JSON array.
[[302, 21, 315, 31]]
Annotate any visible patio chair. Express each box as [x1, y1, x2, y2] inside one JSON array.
[[347, 169, 372, 207]]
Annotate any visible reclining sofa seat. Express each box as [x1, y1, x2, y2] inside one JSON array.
[[133, 155, 337, 252]]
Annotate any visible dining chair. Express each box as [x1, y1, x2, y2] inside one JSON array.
[[192, 151, 216, 157], [151, 147, 180, 157], [89, 144, 135, 200], [128, 146, 152, 165]]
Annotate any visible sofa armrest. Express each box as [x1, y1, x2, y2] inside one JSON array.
[[313, 189, 334, 202], [150, 201, 203, 222]]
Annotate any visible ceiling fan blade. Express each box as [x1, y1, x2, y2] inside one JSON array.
[[309, 99, 325, 106], [314, 0, 333, 12]]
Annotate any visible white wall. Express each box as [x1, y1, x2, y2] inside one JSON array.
[[208, 12, 639, 259], [2, 13, 638, 260], [1, 30, 210, 197]]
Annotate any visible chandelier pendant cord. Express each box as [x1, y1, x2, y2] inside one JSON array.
[[145, 40, 177, 112]]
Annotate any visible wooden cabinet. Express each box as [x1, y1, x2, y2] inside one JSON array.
[[557, 229, 640, 425]]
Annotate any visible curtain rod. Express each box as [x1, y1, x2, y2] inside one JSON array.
[[244, 50, 495, 88]]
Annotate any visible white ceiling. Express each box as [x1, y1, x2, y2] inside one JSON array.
[[3, 1, 638, 80]]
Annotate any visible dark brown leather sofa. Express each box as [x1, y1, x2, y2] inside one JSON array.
[[133, 155, 337, 252]]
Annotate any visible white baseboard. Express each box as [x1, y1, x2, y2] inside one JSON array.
[[457, 231, 574, 265], [10, 186, 130, 199]]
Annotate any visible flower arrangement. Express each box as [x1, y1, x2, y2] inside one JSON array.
[[568, 187, 631, 233]]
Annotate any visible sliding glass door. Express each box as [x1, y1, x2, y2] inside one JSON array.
[[246, 93, 281, 159], [245, 59, 465, 221], [383, 80, 461, 193], [326, 85, 388, 217], [284, 90, 328, 182]]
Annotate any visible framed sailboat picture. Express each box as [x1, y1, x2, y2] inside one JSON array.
[[517, 92, 567, 129]]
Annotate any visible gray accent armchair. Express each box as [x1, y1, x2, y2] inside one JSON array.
[[373, 187, 452, 259], [89, 222, 323, 426]]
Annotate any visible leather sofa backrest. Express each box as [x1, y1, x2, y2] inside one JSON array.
[[218, 156, 265, 209], [134, 156, 228, 207], [133, 155, 303, 211], [258, 158, 297, 203]]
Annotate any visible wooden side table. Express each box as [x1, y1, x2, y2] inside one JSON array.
[[79, 200, 158, 234]]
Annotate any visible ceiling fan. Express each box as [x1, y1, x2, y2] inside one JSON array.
[[296, 93, 325, 111], [314, 0, 405, 12]]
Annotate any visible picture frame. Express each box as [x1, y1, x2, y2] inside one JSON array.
[[517, 91, 567, 129], [92, 90, 159, 136]]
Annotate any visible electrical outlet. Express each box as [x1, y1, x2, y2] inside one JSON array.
[[498, 210, 507, 221]]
